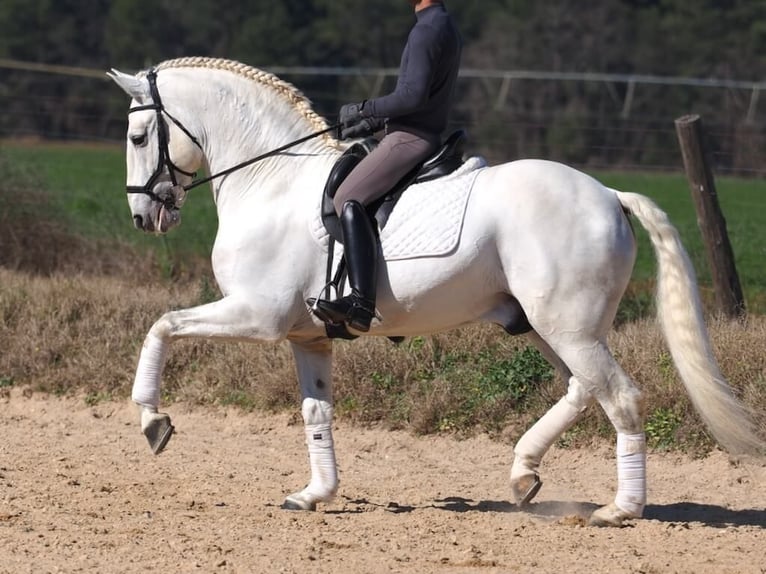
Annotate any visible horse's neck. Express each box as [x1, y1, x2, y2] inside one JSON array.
[[211, 149, 337, 217], [170, 73, 337, 213]]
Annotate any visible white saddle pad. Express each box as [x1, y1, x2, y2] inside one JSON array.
[[310, 155, 487, 262], [379, 156, 486, 261]]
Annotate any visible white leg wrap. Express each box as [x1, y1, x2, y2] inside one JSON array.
[[132, 333, 168, 408], [615, 432, 646, 517], [303, 423, 338, 499], [512, 394, 584, 473]]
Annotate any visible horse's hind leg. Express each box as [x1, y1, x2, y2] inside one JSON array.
[[510, 331, 595, 506], [551, 337, 647, 526], [282, 340, 339, 511]]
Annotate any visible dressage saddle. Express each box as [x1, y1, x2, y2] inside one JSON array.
[[321, 129, 468, 243]]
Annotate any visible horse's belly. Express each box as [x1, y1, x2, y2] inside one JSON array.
[[375, 242, 504, 336]]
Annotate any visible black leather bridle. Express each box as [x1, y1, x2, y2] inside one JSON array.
[[125, 67, 338, 209], [126, 69, 202, 208]]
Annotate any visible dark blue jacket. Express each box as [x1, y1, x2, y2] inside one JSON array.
[[365, 4, 462, 143]]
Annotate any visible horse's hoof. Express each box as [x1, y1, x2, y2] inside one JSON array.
[[143, 412, 174, 455], [281, 493, 317, 511], [511, 473, 542, 508], [588, 502, 635, 527]]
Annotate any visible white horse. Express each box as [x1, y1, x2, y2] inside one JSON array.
[[108, 57, 763, 527]]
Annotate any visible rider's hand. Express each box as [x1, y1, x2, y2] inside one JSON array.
[[338, 102, 365, 128], [340, 117, 385, 140]]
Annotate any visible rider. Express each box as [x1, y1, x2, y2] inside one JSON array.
[[310, 0, 462, 332]]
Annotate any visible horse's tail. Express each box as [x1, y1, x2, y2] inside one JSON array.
[[613, 189, 764, 456]]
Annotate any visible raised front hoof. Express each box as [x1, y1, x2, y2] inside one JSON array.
[[511, 473, 542, 508], [588, 502, 640, 527], [143, 413, 175, 455]]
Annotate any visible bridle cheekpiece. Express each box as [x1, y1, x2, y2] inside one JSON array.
[[126, 68, 202, 209]]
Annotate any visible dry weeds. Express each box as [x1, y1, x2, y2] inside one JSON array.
[[1, 269, 764, 453]]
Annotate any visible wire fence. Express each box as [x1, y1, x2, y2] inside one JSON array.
[[2, 59, 764, 176]]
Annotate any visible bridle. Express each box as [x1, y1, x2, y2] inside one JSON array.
[[126, 68, 338, 209], [126, 69, 202, 208]]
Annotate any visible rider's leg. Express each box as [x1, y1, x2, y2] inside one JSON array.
[[311, 131, 436, 331], [314, 200, 379, 331], [331, 130, 437, 214]]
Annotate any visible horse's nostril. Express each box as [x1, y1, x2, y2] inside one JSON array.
[[133, 214, 144, 230]]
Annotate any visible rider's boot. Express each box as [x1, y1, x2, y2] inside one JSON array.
[[311, 200, 378, 332]]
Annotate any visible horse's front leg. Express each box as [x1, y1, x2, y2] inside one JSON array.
[[282, 341, 338, 511], [131, 295, 288, 454], [132, 329, 173, 454]]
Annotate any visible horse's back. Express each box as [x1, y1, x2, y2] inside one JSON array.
[[476, 159, 621, 214], [474, 158, 633, 250], [373, 158, 636, 335]]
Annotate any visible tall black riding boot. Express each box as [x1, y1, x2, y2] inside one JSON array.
[[313, 200, 378, 332]]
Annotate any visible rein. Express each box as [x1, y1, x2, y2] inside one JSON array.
[[127, 67, 338, 206], [183, 123, 338, 192]]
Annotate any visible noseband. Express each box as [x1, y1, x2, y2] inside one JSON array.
[[126, 68, 202, 208]]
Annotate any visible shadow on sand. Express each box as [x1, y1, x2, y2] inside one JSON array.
[[643, 502, 765, 528], [435, 497, 766, 528], [332, 496, 765, 528]]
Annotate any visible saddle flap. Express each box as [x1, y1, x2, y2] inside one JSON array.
[[321, 139, 377, 242]]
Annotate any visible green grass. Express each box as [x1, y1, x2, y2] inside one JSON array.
[[3, 142, 766, 310], [1, 142, 218, 263], [595, 170, 766, 284]]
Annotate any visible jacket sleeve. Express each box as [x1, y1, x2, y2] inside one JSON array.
[[366, 24, 442, 119]]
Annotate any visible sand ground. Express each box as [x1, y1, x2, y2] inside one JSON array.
[[1, 390, 764, 574]]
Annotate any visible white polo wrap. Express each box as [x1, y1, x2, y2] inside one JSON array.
[[615, 432, 646, 517], [304, 422, 338, 498], [131, 333, 167, 408]]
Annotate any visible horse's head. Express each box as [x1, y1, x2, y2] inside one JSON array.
[[108, 68, 204, 233]]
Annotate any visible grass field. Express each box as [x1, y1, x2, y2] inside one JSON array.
[[1, 142, 218, 272], [3, 141, 765, 310]]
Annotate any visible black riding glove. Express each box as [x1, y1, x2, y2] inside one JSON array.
[[337, 102, 384, 140], [339, 102, 365, 126], [340, 117, 385, 140]]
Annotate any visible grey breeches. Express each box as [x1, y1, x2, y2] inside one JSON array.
[[333, 130, 438, 214]]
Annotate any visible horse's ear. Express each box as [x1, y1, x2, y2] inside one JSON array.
[[107, 68, 150, 102]]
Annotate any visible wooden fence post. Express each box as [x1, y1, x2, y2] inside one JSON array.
[[674, 114, 745, 318]]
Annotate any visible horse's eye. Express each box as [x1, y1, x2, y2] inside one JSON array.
[[130, 133, 147, 146]]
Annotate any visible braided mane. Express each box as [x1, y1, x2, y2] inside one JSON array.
[[151, 57, 341, 148]]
